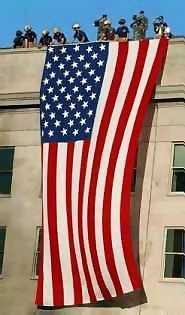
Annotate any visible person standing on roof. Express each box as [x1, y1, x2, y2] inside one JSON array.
[[100, 19, 116, 41], [116, 18, 129, 41], [72, 24, 89, 43], [153, 16, 171, 38], [13, 30, 24, 48], [24, 25, 37, 48], [164, 25, 172, 39], [39, 30, 52, 48], [52, 27, 67, 45], [137, 10, 148, 38], [93, 14, 108, 41]]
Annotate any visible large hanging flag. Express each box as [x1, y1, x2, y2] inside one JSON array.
[[36, 39, 168, 307]]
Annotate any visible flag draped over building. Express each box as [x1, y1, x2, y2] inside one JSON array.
[[36, 39, 168, 307]]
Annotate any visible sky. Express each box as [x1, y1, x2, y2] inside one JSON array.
[[0, 0, 185, 47]]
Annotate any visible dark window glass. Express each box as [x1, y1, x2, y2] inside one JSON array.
[[36, 228, 42, 276], [0, 147, 14, 195], [173, 145, 185, 168], [172, 144, 185, 192], [131, 153, 137, 192], [164, 229, 185, 279], [131, 168, 136, 192], [0, 173, 13, 194], [0, 148, 14, 171], [0, 227, 6, 274], [32, 227, 42, 277], [166, 229, 184, 253], [172, 169, 185, 192], [164, 254, 185, 278]]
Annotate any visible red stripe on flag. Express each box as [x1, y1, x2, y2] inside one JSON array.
[[47, 143, 64, 305], [102, 39, 149, 293], [87, 42, 129, 298], [120, 38, 168, 289], [66, 143, 83, 304], [78, 140, 96, 302]]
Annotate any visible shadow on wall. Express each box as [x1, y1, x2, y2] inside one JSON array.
[[37, 289, 147, 311]]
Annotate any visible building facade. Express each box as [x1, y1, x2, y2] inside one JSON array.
[[0, 39, 185, 315]]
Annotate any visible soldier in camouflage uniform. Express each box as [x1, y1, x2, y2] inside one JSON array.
[[99, 20, 116, 41], [130, 15, 139, 40], [137, 10, 148, 38], [94, 14, 108, 40], [130, 11, 148, 40]]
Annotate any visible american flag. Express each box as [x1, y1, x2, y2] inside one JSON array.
[[36, 39, 168, 306]]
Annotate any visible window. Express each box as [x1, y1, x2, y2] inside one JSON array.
[[131, 167, 137, 192], [131, 154, 137, 192], [0, 147, 14, 195], [164, 228, 185, 279], [171, 144, 185, 193], [0, 227, 6, 274], [32, 226, 42, 278]]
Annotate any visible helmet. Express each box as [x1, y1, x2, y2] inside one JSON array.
[[53, 27, 60, 34], [100, 14, 107, 22], [119, 18, 126, 25], [72, 23, 80, 30], [104, 19, 111, 25], [24, 25, 32, 32], [16, 30, 23, 36], [42, 29, 49, 35]]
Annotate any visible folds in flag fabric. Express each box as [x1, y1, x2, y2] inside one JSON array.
[[36, 39, 168, 307]]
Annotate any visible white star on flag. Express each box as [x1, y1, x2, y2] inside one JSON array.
[[86, 46, 92, 53], [54, 120, 61, 127], [50, 72, 56, 78], [53, 55, 59, 62], [74, 45, 80, 52], [52, 95, 59, 102], [48, 130, 54, 137]]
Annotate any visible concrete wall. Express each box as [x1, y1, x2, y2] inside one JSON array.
[[0, 39, 185, 315]]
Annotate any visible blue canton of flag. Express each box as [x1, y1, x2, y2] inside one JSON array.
[[40, 42, 109, 143]]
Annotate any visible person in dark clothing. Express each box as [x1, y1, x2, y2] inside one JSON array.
[[72, 24, 89, 43], [13, 30, 24, 48], [116, 18, 129, 41], [52, 27, 67, 45], [39, 30, 52, 47], [24, 25, 37, 48], [153, 16, 167, 38]]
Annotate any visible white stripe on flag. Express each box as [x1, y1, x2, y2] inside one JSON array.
[[57, 143, 74, 305]]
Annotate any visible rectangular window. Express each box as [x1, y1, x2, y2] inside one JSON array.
[[32, 226, 42, 278], [131, 167, 137, 192], [0, 227, 6, 274], [131, 154, 137, 192], [171, 144, 185, 192], [164, 228, 185, 279], [0, 147, 15, 195]]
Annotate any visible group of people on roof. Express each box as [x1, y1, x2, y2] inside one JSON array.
[[13, 11, 172, 49]]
